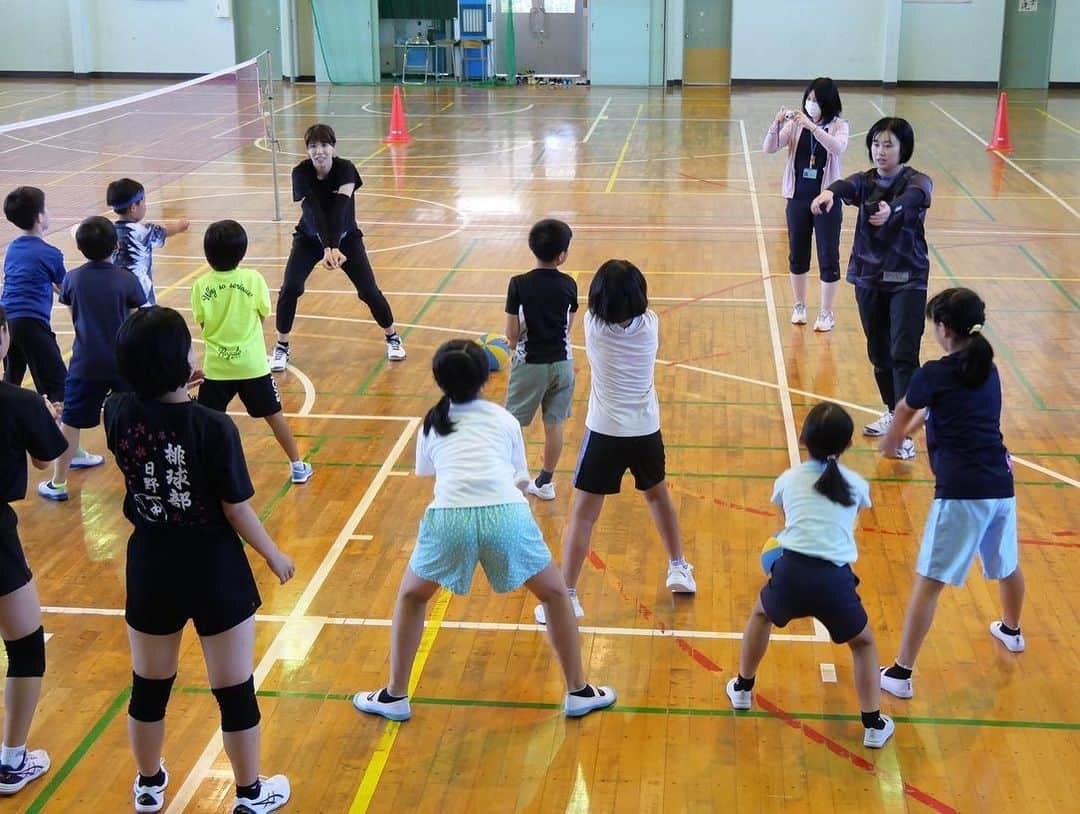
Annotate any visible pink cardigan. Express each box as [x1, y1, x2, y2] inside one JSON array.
[[762, 117, 849, 199]]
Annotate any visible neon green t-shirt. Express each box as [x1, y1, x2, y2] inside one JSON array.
[[191, 267, 272, 380]]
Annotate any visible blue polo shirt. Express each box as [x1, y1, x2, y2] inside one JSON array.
[[0, 235, 65, 324]]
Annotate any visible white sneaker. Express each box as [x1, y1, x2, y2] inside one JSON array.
[[863, 713, 896, 749], [70, 449, 105, 469], [290, 461, 313, 484], [564, 684, 616, 717], [0, 748, 50, 795], [269, 344, 290, 373], [232, 774, 290, 814], [352, 688, 411, 721], [895, 437, 916, 460], [879, 667, 913, 699], [813, 310, 835, 332], [526, 480, 555, 500], [725, 677, 752, 710], [386, 335, 406, 361], [132, 765, 168, 813], [790, 302, 807, 325], [37, 480, 68, 502], [863, 410, 894, 437], [989, 620, 1025, 653], [534, 592, 585, 625], [666, 561, 696, 593]]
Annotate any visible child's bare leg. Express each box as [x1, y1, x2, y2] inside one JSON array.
[[51, 424, 80, 485], [541, 421, 564, 474], [264, 411, 300, 463], [847, 624, 882, 713], [561, 490, 605, 589], [895, 575, 947, 668], [525, 564, 585, 690], [999, 566, 1025, 630], [388, 568, 441, 696], [642, 481, 684, 561], [738, 598, 773, 679]]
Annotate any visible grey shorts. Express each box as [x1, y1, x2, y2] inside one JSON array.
[[505, 358, 575, 426]]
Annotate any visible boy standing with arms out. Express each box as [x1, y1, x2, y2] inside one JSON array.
[[504, 219, 578, 500], [38, 217, 146, 502], [192, 220, 313, 485], [106, 178, 189, 305]]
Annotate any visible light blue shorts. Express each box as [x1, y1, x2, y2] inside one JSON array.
[[410, 503, 552, 595], [916, 498, 1018, 587]]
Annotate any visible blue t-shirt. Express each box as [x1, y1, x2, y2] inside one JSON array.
[[0, 235, 65, 324], [60, 261, 146, 381], [772, 459, 872, 566], [904, 355, 1013, 500]]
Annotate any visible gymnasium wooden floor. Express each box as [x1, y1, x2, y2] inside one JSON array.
[[0, 78, 1077, 813]]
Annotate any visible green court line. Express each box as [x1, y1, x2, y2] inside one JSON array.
[[924, 147, 996, 222], [26, 688, 130, 813], [1015, 245, 1080, 311], [257, 436, 327, 523], [355, 239, 478, 396]]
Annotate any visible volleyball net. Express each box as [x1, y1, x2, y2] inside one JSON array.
[[0, 52, 282, 248]]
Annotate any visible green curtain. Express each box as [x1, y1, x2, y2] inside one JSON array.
[[504, 8, 516, 81], [378, 0, 457, 17]]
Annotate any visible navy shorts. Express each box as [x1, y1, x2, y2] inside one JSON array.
[[62, 376, 126, 429], [759, 550, 868, 644], [198, 374, 282, 419], [573, 429, 666, 495]]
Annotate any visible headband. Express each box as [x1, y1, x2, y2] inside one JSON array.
[[111, 189, 144, 213]]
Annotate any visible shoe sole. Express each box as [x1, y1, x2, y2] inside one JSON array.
[[291, 472, 313, 484], [666, 580, 696, 593], [527, 489, 556, 501], [69, 460, 104, 469], [38, 491, 68, 502], [565, 696, 616, 718], [352, 696, 411, 722], [0, 768, 48, 795], [863, 733, 894, 749]]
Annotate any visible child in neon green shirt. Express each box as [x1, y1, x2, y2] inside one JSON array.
[[191, 220, 312, 484]]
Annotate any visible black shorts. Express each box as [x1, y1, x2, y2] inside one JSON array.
[[0, 507, 33, 598], [125, 531, 262, 637], [573, 429, 666, 495], [61, 376, 127, 429], [2, 317, 67, 403], [197, 374, 282, 419], [759, 551, 868, 644]]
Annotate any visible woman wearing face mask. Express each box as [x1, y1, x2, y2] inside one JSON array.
[[811, 117, 933, 460], [764, 77, 848, 332]]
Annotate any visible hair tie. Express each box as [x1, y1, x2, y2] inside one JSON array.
[[968, 323, 983, 336], [826, 454, 838, 462]]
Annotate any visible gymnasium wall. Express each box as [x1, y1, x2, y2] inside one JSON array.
[[0, 0, 73, 72], [1050, 1, 1080, 84], [897, 0, 1005, 83]]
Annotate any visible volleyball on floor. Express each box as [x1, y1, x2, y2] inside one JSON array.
[[478, 334, 511, 371], [761, 536, 784, 574]]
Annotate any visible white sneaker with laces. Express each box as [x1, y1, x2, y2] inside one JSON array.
[[989, 620, 1025, 652], [863, 713, 896, 749], [386, 335, 407, 361], [269, 344, 290, 373], [666, 561, 696, 593], [879, 667, 913, 699], [132, 765, 168, 813], [70, 449, 105, 469], [725, 677, 752, 711], [813, 310, 835, 332], [863, 410, 894, 437], [290, 461, 314, 484], [895, 437, 916, 460], [534, 592, 585, 625], [790, 302, 807, 325], [36, 480, 68, 502], [352, 688, 411, 721], [231, 774, 290, 814], [527, 480, 555, 500], [564, 684, 616, 717], [0, 748, 50, 795]]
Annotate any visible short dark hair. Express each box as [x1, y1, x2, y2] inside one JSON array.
[[804, 77, 842, 124], [588, 259, 648, 325], [116, 307, 192, 399], [75, 216, 117, 262], [528, 219, 573, 263], [203, 220, 248, 271], [867, 117, 915, 164], [106, 178, 145, 214], [304, 123, 337, 147], [3, 186, 45, 231]]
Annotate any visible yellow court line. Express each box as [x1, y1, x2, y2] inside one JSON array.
[[348, 588, 453, 814], [441, 102, 454, 111], [156, 261, 210, 302], [604, 103, 644, 194], [356, 122, 426, 169], [1033, 108, 1080, 137]]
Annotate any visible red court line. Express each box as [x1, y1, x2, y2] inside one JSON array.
[[668, 481, 775, 518]]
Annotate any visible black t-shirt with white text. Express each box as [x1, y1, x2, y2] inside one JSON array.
[[504, 268, 579, 364], [0, 382, 67, 507], [291, 157, 363, 247]]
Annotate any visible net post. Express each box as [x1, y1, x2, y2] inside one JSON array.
[[262, 49, 283, 222]]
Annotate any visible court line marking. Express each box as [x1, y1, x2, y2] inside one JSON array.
[[361, 102, 535, 117], [930, 100, 1080, 220], [284, 364, 315, 416], [582, 96, 611, 144], [739, 119, 800, 467], [165, 418, 420, 812], [1032, 107, 1080, 137], [604, 103, 643, 193], [820, 663, 838, 684]]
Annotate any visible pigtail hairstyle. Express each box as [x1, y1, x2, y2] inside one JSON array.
[[423, 339, 491, 437], [926, 288, 993, 388], [800, 402, 856, 507]]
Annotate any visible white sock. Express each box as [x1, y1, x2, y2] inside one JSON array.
[[1, 744, 25, 767]]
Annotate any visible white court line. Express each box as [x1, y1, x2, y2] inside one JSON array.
[[583, 96, 612, 144], [285, 364, 315, 416], [0, 91, 65, 112], [820, 663, 838, 683], [739, 119, 799, 467], [165, 417, 421, 812], [929, 100, 1080, 220], [348, 534, 374, 541]]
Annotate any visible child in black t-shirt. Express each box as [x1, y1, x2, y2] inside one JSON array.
[[0, 304, 68, 796], [270, 123, 404, 371], [104, 306, 294, 814]]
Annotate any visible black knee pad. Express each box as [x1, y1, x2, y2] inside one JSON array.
[[212, 676, 260, 733], [4, 626, 45, 678], [129, 672, 176, 723]]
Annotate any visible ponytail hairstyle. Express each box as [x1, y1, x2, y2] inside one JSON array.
[[926, 288, 993, 388], [423, 339, 491, 437], [800, 402, 856, 507]]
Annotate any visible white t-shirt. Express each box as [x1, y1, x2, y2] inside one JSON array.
[[583, 309, 661, 437], [771, 460, 871, 566], [415, 399, 530, 509]]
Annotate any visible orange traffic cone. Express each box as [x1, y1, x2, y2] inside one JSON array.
[[384, 85, 412, 145], [986, 92, 1013, 153]]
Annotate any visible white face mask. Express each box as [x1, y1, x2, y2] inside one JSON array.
[[805, 100, 821, 121]]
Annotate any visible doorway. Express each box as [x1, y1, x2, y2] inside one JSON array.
[[683, 0, 730, 85], [233, 0, 283, 75], [1000, 0, 1056, 89]]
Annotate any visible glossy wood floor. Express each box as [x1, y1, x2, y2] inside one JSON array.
[[0, 79, 1077, 813]]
